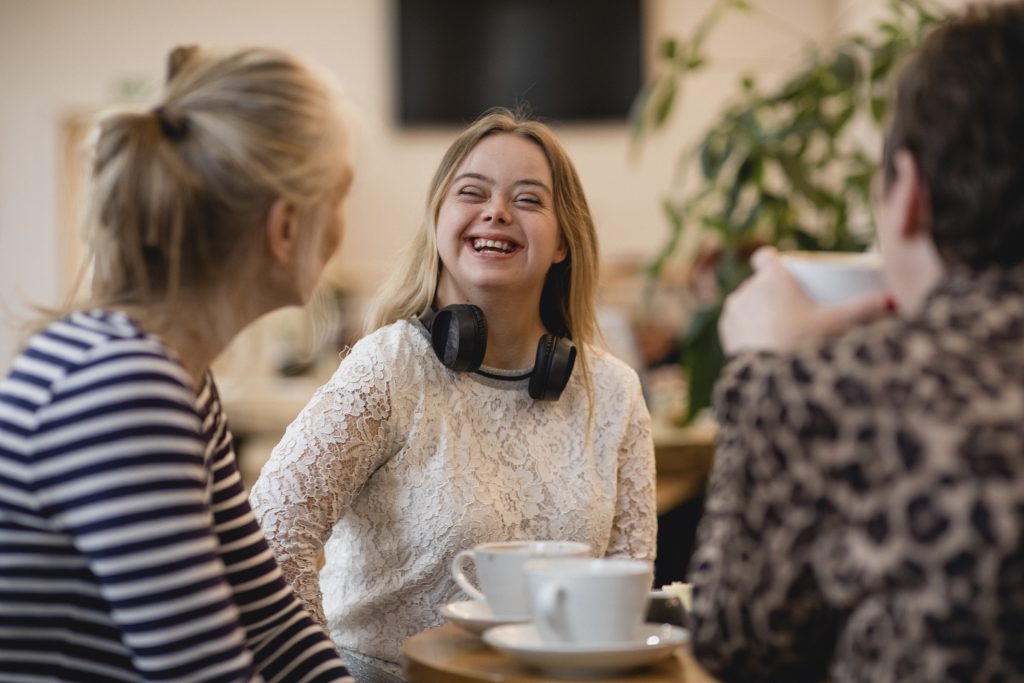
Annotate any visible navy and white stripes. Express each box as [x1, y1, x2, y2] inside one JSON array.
[[0, 310, 350, 682]]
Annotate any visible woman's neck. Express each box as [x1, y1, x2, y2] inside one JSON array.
[[119, 285, 270, 391], [473, 297, 549, 370]]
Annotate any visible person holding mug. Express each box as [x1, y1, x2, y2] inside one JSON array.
[[0, 45, 354, 681], [689, 3, 1024, 680], [251, 108, 657, 683]]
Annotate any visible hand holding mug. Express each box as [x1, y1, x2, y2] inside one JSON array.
[[720, 247, 891, 354]]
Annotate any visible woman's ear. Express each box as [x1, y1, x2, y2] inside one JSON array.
[[553, 232, 569, 265], [892, 151, 933, 238], [266, 198, 298, 266]]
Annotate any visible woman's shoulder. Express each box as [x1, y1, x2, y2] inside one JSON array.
[[14, 309, 191, 390], [714, 314, 908, 424], [333, 317, 434, 379], [3, 310, 198, 436], [348, 318, 430, 356], [582, 344, 645, 403], [586, 344, 643, 385]]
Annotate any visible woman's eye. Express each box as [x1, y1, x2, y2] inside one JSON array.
[[516, 196, 541, 205]]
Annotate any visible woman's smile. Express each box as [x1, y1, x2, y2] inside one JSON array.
[[465, 234, 523, 256]]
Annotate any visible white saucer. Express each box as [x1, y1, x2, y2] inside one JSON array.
[[439, 599, 529, 635], [483, 623, 689, 676]]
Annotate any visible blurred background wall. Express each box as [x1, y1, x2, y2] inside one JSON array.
[[0, 0, 914, 367]]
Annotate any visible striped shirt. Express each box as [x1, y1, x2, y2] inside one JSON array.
[[0, 310, 351, 682]]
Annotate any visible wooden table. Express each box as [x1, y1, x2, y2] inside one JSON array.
[[403, 624, 720, 683]]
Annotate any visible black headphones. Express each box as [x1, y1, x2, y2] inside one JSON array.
[[421, 304, 576, 401]]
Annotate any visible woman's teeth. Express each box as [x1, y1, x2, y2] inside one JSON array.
[[473, 238, 515, 254]]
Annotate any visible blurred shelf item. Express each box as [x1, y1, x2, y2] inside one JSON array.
[[217, 376, 320, 487], [652, 421, 716, 513], [218, 375, 321, 437]]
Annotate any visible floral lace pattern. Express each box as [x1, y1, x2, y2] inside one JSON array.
[[250, 319, 656, 672]]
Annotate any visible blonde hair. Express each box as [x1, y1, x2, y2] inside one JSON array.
[[365, 108, 600, 395], [86, 45, 348, 310]]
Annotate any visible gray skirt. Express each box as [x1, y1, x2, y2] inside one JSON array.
[[341, 648, 406, 683]]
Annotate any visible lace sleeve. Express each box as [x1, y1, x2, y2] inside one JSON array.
[[606, 377, 658, 561], [250, 347, 396, 626]]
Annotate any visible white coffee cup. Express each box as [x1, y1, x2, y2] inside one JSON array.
[[451, 541, 591, 619], [780, 250, 885, 305], [524, 557, 654, 645]]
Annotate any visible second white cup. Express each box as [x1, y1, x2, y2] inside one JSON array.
[[451, 540, 591, 619], [780, 250, 885, 305], [524, 557, 654, 645]]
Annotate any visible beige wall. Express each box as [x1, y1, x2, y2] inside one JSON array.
[[0, 0, 841, 365]]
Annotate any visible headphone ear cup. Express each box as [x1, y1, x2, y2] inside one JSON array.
[[431, 304, 487, 372], [529, 335, 577, 400]]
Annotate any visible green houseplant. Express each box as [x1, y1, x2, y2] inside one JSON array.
[[630, 0, 946, 422]]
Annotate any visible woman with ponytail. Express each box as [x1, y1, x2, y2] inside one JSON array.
[[0, 45, 354, 682]]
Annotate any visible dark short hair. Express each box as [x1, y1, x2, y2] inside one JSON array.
[[883, 1, 1024, 270]]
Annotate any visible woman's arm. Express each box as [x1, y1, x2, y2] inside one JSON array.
[[205, 387, 351, 682], [43, 355, 262, 681], [687, 352, 840, 683], [250, 347, 396, 625], [606, 375, 658, 561]]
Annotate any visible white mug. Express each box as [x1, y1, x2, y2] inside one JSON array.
[[780, 250, 884, 305], [525, 557, 654, 645], [451, 541, 591, 619]]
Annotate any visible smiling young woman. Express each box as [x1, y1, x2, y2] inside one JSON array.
[[250, 108, 657, 683]]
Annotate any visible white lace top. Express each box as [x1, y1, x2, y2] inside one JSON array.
[[250, 319, 656, 674]]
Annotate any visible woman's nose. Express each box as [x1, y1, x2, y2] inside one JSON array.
[[483, 199, 511, 224]]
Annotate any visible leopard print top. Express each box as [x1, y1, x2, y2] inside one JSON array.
[[689, 267, 1024, 683]]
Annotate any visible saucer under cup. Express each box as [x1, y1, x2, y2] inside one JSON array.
[[439, 599, 527, 635], [483, 622, 688, 676]]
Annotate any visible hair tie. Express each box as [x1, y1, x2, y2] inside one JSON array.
[[153, 106, 188, 141]]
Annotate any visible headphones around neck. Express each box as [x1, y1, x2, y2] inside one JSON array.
[[421, 304, 576, 401]]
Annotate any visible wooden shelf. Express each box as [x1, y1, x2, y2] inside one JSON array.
[[652, 422, 716, 512]]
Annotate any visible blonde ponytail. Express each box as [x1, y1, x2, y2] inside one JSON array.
[[86, 45, 348, 309]]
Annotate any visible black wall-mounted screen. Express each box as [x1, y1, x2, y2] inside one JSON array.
[[396, 0, 644, 125]]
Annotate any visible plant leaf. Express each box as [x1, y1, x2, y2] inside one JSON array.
[[627, 82, 654, 152], [645, 198, 688, 278], [829, 50, 860, 88], [681, 303, 726, 423], [662, 38, 679, 60], [685, 56, 707, 71], [651, 76, 680, 128], [776, 154, 832, 207], [699, 132, 735, 181], [870, 96, 888, 123]]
